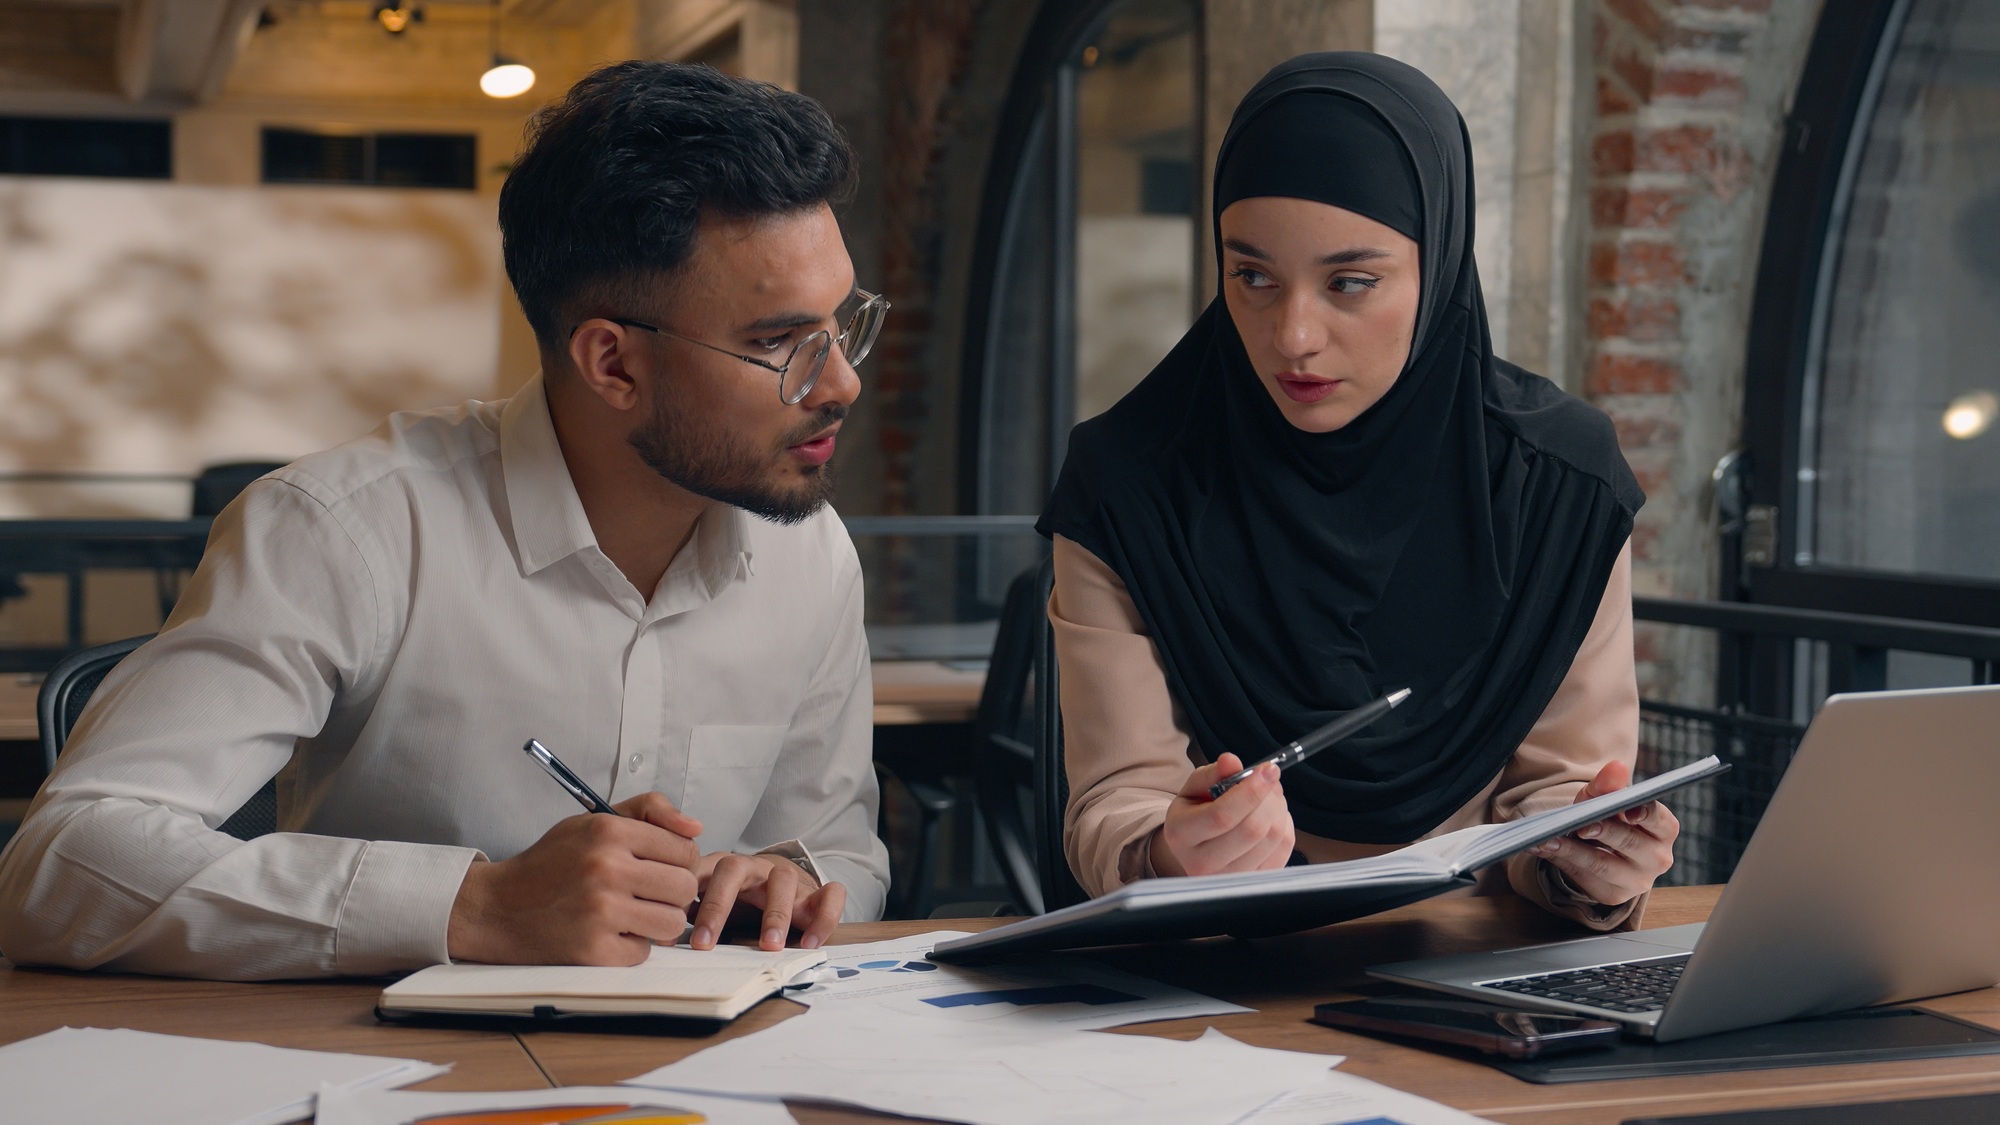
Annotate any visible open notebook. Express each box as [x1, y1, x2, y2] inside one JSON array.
[[932, 755, 1726, 961], [376, 943, 826, 1029]]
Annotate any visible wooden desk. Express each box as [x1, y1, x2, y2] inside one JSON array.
[[8, 886, 2000, 1123], [0, 674, 37, 742], [869, 660, 984, 726]]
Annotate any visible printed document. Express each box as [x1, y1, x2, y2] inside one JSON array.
[[623, 1010, 1337, 1125], [0, 1025, 446, 1125], [793, 930, 1250, 1029], [1239, 1069, 1497, 1125]]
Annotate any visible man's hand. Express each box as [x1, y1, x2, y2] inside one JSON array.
[[447, 792, 703, 966], [688, 852, 845, 952], [1150, 752, 1295, 878], [1528, 760, 1680, 906]]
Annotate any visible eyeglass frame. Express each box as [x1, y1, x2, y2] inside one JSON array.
[[596, 288, 889, 406]]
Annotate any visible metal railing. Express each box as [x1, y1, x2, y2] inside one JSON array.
[[0, 514, 1049, 671], [0, 519, 212, 668], [1632, 596, 2000, 885]]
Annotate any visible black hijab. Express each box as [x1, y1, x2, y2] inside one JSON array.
[[1037, 52, 1644, 844]]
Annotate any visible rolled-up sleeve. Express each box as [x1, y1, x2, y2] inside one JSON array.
[[0, 480, 479, 979]]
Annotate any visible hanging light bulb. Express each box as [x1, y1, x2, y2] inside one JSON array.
[[479, 0, 534, 99], [374, 5, 421, 35], [481, 59, 535, 98], [1943, 391, 1999, 440]]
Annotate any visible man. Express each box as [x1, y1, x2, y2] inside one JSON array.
[[0, 62, 890, 979]]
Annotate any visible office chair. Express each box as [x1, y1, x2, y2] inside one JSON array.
[[38, 635, 277, 841], [152, 461, 282, 620], [874, 761, 957, 919], [972, 557, 1086, 915]]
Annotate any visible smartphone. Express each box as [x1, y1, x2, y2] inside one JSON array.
[[1311, 996, 1621, 1059]]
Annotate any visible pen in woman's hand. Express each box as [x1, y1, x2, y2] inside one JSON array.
[[523, 738, 620, 815], [1208, 688, 1412, 800]]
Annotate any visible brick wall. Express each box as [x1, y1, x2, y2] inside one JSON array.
[[874, 0, 982, 519], [1584, 0, 1819, 701]]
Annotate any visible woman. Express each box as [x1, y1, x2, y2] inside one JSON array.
[[1039, 52, 1677, 929]]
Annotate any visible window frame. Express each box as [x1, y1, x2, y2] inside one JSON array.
[[1736, 0, 2000, 627], [953, 0, 1201, 516]]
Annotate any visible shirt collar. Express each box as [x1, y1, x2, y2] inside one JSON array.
[[648, 503, 756, 622], [499, 374, 599, 576], [500, 373, 757, 597]]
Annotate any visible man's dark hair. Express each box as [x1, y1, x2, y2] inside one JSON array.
[[499, 61, 856, 355]]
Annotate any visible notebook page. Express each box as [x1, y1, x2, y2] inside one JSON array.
[[1443, 755, 1726, 875], [384, 945, 824, 1002]]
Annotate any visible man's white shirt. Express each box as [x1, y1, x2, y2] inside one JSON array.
[[0, 375, 888, 979]]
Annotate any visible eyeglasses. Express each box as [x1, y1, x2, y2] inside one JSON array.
[[611, 289, 890, 405]]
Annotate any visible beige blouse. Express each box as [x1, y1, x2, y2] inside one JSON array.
[[1050, 534, 1647, 931]]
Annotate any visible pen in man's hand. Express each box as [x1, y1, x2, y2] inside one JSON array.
[[1208, 688, 1413, 800], [524, 738, 620, 815]]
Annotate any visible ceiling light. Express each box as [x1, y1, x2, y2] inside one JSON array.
[[480, 0, 534, 99], [375, 5, 421, 34], [1943, 390, 1999, 440], [481, 60, 535, 98]]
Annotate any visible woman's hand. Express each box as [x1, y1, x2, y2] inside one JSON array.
[[1528, 760, 1679, 906], [1150, 753, 1295, 878]]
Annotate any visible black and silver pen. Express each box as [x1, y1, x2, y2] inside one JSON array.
[[523, 738, 619, 815], [1207, 688, 1413, 800]]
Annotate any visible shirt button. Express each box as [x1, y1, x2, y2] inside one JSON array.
[[628, 754, 642, 773]]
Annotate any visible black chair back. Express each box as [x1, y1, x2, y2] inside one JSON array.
[[37, 635, 276, 840], [38, 636, 149, 773], [192, 462, 287, 517], [972, 557, 1086, 914]]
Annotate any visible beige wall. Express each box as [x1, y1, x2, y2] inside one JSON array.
[[0, 177, 503, 503], [0, 1, 645, 647], [0, 175, 505, 644]]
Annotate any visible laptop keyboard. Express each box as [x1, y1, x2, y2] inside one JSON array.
[[1482, 954, 1690, 1013]]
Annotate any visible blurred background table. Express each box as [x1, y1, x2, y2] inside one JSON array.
[[869, 660, 986, 726]]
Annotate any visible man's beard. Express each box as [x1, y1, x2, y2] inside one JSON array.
[[629, 395, 844, 525]]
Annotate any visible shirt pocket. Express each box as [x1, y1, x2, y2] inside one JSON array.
[[684, 724, 790, 850]]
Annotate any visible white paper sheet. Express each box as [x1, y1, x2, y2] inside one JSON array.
[[315, 1083, 797, 1125], [0, 1026, 447, 1125], [794, 931, 1251, 1030], [1237, 1069, 1497, 1125], [622, 1010, 1337, 1125]]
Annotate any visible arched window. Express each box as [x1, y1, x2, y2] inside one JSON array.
[[1739, 0, 2000, 696], [959, 0, 1202, 529]]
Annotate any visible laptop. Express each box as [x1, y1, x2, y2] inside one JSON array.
[[1369, 684, 2000, 1042]]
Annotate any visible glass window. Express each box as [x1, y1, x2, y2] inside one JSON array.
[[963, 0, 1197, 610], [1803, 0, 2000, 582], [1072, 4, 1199, 425], [0, 117, 171, 179], [974, 0, 1198, 522], [261, 129, 476, 190]]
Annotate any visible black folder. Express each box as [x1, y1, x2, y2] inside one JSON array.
[[932, 756, 1725, 961]]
